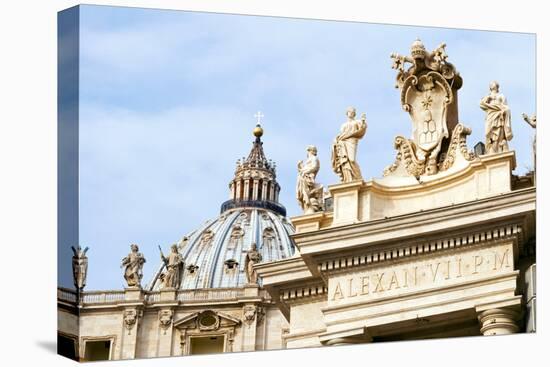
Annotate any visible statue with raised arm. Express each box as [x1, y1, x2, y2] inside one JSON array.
[[159, 244, 184, 289], [121, 244, 146, 288], [480, 81, 513, 154], [522, 112, 537, 171], [297, 145, 324, 214], [331, 107, 367, 182], [245, 243, 262, 284], [71, 245, 89, 291]]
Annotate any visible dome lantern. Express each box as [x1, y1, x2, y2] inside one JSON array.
[[222, 115, 286, 216]]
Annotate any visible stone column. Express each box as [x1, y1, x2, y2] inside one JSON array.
[[268, 182, 274, 201], [524, 263, 536, 332], [244, 180, 250, 200], [253, 179, 259, 201], [229, 182, 235, 200], [236, 180, 242, 200], [262, 181, 268, 200], [478, 308, 520, 335]]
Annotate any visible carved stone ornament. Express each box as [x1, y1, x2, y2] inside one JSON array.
[[256, 306, 266, 325], [200, 230, 215, 246], [123, 309, 140, 335], [243, 305, 257, 326], [174, 310, 241, 355], [71, 245, 89, 291], [385, 39, 474, 177], [197, 310, 220, 331], [158, 310, 173, 334], [228, 225, 245, 249]]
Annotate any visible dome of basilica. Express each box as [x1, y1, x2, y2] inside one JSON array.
[[148, 124, 295, 290]]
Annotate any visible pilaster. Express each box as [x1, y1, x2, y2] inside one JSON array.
[[157, 309, 174, 357], [241, 303, 259, 351]]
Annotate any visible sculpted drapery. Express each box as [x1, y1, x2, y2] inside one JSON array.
[[480, 81, 513, 154], [121, 244, 146, 287], [331, 107, 367, 182], [296, 145, 323, 214], [160, 244, 184, 289], [245, 243, 262, 284]]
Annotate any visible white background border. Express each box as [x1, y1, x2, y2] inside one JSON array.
[[0, 1, 546, 366]]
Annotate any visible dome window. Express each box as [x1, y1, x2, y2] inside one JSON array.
[[263, 227, 276, 248], [228, 225, 245, 249], [224, 259, 239, 271], [187, 264, 199, 274]]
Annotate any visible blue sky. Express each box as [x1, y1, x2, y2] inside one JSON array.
[[74, 5, 536, 290]]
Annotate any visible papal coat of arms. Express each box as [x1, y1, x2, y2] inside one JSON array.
[[384, 39, 474, 177]]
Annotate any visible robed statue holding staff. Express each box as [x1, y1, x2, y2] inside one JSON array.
[[159, 244, 184, 289]]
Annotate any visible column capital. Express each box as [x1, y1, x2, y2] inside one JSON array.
[[477, 307, 520, 335]]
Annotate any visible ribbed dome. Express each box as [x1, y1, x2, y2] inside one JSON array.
[[149, 207, 295, 290], [148, 121, 295, 290]]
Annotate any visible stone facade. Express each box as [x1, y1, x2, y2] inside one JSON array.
[[257, 151, 535, 346], [57, 39, 536, 361], [58, 286, 288, 360]]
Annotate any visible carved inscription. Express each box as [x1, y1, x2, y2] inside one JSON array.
[[329, 244, 512, 303]]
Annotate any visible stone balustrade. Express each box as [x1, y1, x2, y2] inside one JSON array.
[[82, 290, 126, 304], [177, 288, 245, 301], [57, 287, 271, 306], [57, 287, 78, 303]]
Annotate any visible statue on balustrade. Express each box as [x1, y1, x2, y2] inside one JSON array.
[[121, 244, 146, 288], [331, 107, 367, 182], [245, 242, 263, 284], [480, 81, 513, 154], [297, 145, 324, 214], [71, 245, 89, 291], [522, 112, 537, 170], [159, 244, 184, 289]]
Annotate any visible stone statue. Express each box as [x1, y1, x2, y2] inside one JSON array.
[[480, 81, 513, 154], [331, 107, 367, 182], [121, 244, 146, 288], [71, 245, 88, 291], [244, 242, 263, 284], [296, 145, 324, 214], [522, 113, 537, 129], [159, 244, 184, 289], [522, 113, 537, 171]]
